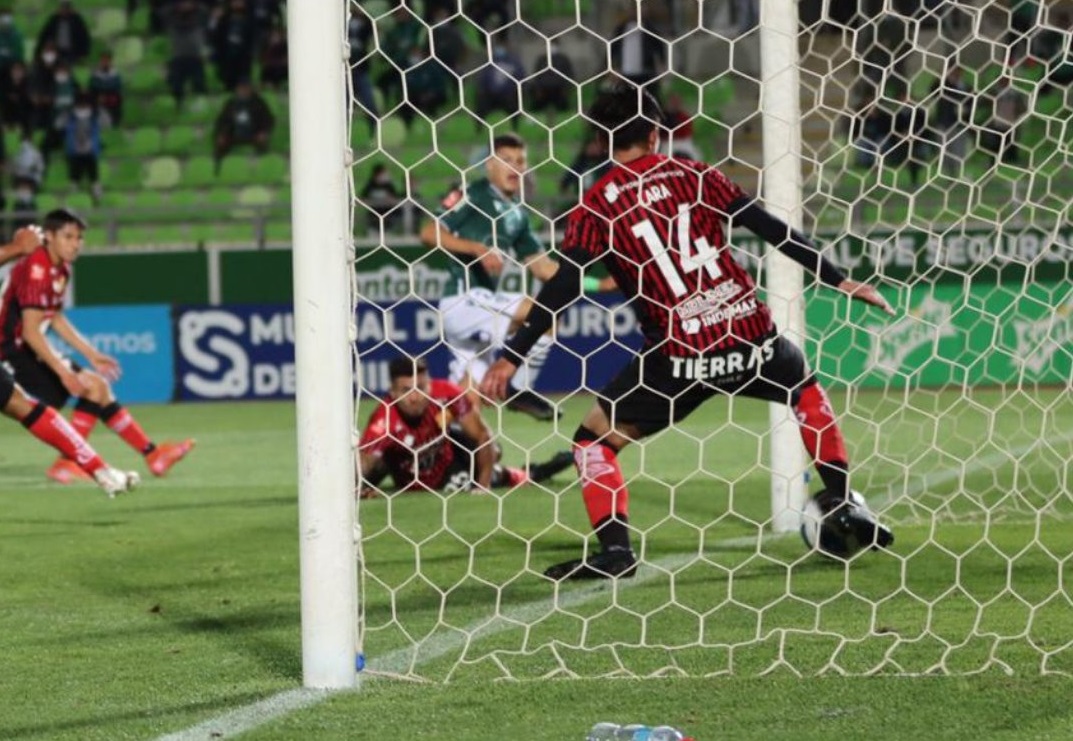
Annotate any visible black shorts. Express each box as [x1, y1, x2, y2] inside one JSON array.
[[596, 333, 815, 438], [5, 349, 82, 409], [0, 363, 16, 408]]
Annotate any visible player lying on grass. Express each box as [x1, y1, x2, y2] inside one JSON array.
[[357, 355, 574, 498], [0, 209, 194, 485], [481, 85, 896, 580], [0, 225, 136, 497]]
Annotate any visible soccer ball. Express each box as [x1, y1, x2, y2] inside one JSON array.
[[799, 489, 870, 559]]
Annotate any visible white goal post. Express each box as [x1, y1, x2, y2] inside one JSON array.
[[289, 1, 358, 689]]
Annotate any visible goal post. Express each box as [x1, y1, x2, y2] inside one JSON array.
[[288, 0, 358, 689], [759, 0, 810, 532]]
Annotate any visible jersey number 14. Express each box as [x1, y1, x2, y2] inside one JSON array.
[[630, 205, 724, 298]]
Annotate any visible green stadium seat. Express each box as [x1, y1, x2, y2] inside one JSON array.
[[128, 65, 166, 95], [112, 35, 144, 68], [183, 156, 216, 188], [264, 218, 292, 244], [61, 191, 95, 215], [117, 224, 157, 247], [99, 126, 126, 155], [93, 8, 128, 38], [233, 184, 275, 219], [142, 156, 182, 189], [122, 190, 168, 222], [102, 158, 143, 189], [170, 188, 205, 211], [145, 36, 170, 64], [161, 125, 204, 156], [253, 153, 288, 184], [178, 95, 220, 126], [218, 155, 256, 186], [128, 127, 163, 157], [380, 116, 407, 149], [44, 164, 69, 191]]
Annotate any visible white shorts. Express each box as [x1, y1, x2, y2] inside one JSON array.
[[439, 288, 526, 384]]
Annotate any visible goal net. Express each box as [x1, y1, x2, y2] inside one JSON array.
[[344, 0, 1073, 681]]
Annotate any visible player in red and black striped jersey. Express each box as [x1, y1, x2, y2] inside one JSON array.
[[481, 86, 896, 580], [0, 209, 194, 485], [357, 356, 574, 497]]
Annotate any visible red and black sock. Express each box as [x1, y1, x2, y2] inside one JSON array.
[[22, 402, 105, 476], [71, 398, 100, 441], [794, 382, 849, 498], [574, 432, 631, 552], [99, 401, 155, 456]]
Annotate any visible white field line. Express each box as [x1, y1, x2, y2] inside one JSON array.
[[152, 432, 1072, 740]]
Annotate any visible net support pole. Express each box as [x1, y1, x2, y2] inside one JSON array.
[[289, 2, 358, 688], [759, 0, 809, 532]]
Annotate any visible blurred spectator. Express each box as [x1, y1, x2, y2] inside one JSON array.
[[41, 60, 81, 166], [258, 24, 287, 89], [430, 7, 467, 73], [1006, 0, 1041, 65], [0, 60, 32, 134], [423, 0, 458, 25], [377, 6, 425, 107], [928, 65, 973, 175], [88, 51, 123, 127], [850, 96, 895, 169], [209, 0, 256, 92], [35, 0, 91, 66], [246, 0, 282, 52], [64, 93, 101, 202], [10, 122, 42, 233], [162, 0, 209, 107], [463, 0, 513, 32], [611, 8, 666, 93], [559, 131, 610, 208], [401, 48, 450, 126], [981, 79, 1027, 167], [0, 10, 25, 81], [661, 93, 701, 160], [347, 4, 377, 122], [475, 37, 523, 128], [360, 163, 403, 232], [212, 78, 274, 173], [886, 92, 927, 186], [11, 129, 43, 194], [732, 0, 759, 36], [522, 42, 574, 114], [127, 0, 168, 35], [27, 41, 61, 133]]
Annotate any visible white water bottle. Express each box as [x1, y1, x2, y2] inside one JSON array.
[[649, 727, 686, 741], [616, 725, 650, 740]]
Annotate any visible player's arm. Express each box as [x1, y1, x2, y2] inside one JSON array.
[[525, 250, 616, 293], [457, 406, 495, 491], [356, 451, 390, 499], [480, 247, 587, 401], [0, 226, 43, 267], [419, 218, 503, 277], [729, 196, 895, 316], [20, 308, 88, 395], [48, 312, 122, 381]]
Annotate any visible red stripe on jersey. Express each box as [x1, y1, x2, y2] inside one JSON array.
[[564, 154, 774, 355]]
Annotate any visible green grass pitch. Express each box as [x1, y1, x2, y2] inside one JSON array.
[[1, 388, 1071, 740]]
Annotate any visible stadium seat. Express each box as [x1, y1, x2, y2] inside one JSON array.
[[99, 126, 126, 155], [161, 125, 203, 155], [183, 156, 216, 188], [125, 190, 168, 222], [379, 116, 407, 149], [61, 191, 95, 213], [113, 35, 144, 68], [218, 156, 255, 186], [177, 96, 218, 126], [253, 153, 288, 183], [102, 158, 143, 190], [93, 8, 128, 38], [128, 65, 166, 95], [128, 127, 164, 157], [233, 184, 275, 220], [142, 156, 182, 190]]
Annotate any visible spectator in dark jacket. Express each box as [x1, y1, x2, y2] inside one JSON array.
[[522, 42, 575, 114], [209, 0, 256, 92], [0, 10, 26, 81], [475, 38, 523, 128], [162, 0, 209, 107], [35, 0, 92, 65], [0, 60, 33, 134], [212, 77, 274, 172], [88, 51, 123, 127], [258, 24, 287, 89]]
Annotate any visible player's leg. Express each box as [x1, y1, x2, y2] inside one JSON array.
[[503, 294, 557, 420], [739, 335, 893, 550], [71, 369, 195, 477], [0, 370, 137, 496], [545, 355, 709, 580]]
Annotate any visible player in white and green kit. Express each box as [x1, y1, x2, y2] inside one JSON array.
[[421, 133, 570, 420]]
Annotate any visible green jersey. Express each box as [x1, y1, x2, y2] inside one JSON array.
[[437, 178, 544, 297]]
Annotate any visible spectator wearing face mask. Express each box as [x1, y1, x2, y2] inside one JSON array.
[[65, 92, 101, 202], [35, 0, 92, 66], [0, 10, 26, 82]]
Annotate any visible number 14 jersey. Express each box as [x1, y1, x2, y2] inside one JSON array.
[[561, 153, 774, 356]]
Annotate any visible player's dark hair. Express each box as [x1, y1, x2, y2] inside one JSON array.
[[588, 84, 664, 151], [492, 133, 525, 152], [43, 208, 87, 233], [389, 355, 428, 381]]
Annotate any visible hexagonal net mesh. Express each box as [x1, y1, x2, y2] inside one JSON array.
[[347, 0, 1073, 681]]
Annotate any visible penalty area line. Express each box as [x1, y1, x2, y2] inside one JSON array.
[[152, 433, 1069, 739]]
